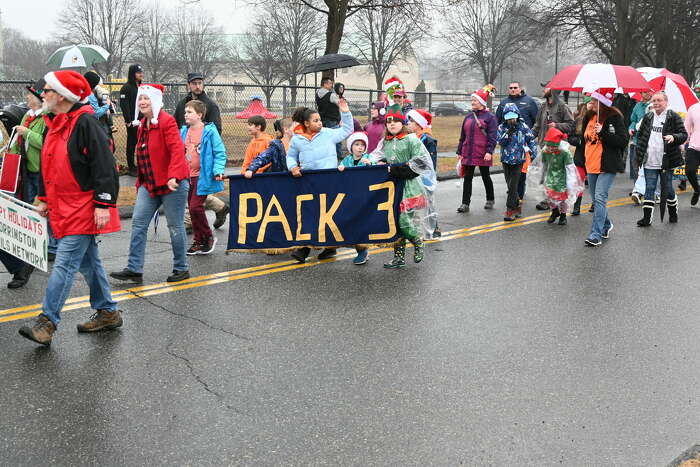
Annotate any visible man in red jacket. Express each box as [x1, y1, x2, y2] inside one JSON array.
[[19, 70, 122, 346]]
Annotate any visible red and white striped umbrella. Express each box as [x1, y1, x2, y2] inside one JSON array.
[[546, 63, 651, 94], [633, 67, 699, 113]]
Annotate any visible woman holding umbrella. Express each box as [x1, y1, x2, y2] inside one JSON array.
[[582, 91, 627, 246]]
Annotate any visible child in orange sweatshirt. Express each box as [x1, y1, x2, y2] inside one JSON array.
[[241, 115, 273, 173]]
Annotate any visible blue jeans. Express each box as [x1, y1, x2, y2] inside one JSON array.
[[24, 172, 58, 254], [127, 181, 189, 274], [587, 173, 615, 240], [644, 168, 674, 201], [41, 235, 116, 327]]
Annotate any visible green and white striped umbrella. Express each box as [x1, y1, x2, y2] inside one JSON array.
[[47, 44, 110, 69]]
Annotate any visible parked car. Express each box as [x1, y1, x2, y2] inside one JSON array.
[[433, 102, 469, 116]]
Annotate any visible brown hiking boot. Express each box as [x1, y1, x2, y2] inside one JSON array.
[[77, 309, 123, 333], [18, 315, 55, 346]]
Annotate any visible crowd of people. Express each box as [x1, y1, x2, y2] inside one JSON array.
[[1, 66, 699, 346]]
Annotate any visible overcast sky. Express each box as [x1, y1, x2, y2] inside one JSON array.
[[0, 0, 250, 40]]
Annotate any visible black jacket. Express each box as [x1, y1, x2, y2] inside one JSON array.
[[119, 65, 142, 126], [581, 111, 628, 173], [174, 90, 222, 135], [636, 109, 688, 170], [39, 104, 119, 206]]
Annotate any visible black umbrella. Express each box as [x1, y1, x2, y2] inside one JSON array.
[[302, 54, 361, 74]]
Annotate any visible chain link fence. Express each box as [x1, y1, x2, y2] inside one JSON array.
[[2, 80, 560, 166]]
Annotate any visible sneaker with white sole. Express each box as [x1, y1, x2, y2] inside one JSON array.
[[631, 193, 642, 205], [602, 223, 613, 239], [200, 236, 217, 255], [584, 237, 602, 247]]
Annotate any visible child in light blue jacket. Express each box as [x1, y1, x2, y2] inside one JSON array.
[[286, 100, 353, 263], [286, 101, 353, 174]]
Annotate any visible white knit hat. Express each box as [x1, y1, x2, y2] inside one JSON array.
[[132, 83, 164, 126], [346, 131, 369, 153]]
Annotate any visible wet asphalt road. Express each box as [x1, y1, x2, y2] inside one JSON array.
[[1, 173, 699, 466]]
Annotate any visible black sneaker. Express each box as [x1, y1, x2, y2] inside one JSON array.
[[317, 248, 337, 260], [692, 192, 700, 206], [602, 222, 613, 239], [187, 242, 204, 255], [110, 268, 143, 283], [584, 237, 602, 247], [167, 270, 190, 282], [200, 237, 217, 255], [535, 200, 549, 211]]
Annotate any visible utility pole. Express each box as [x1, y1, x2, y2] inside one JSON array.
[[554, 35, 559, 75]]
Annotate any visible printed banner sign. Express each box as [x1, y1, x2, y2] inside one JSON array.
[[673, 165, 700, 181], [227, 166, 403, 251], [0, 192, 48, 271]]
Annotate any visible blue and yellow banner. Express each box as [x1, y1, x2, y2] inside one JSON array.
[[227, 166, 403, 252]]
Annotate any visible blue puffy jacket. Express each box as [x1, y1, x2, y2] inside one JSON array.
[[248, 139, 288, 173], [180, 122, 227, 195], [286, 111, 353, 170]]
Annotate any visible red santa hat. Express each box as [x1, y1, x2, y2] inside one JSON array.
[[406, 109, 432, 129], [346, 131, 369, 153], [384, 76, 403, 92], [132, 83, 165, 126], [43, 70, 91, 104], [543, 127, 568, 148], [472, 84, 496, 108]]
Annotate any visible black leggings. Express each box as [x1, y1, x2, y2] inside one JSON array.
[[685, 148, 700, 194], [462, 165, 494, 205]]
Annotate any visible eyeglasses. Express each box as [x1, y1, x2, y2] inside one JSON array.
[[385, 116, 403, 123], [42, 89, 57, 95]]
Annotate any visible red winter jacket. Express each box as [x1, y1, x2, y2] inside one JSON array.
[[39, 104, 120, 238], [136, 110, 189, 191]]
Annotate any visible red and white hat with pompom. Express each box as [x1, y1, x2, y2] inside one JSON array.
[[43, 70, 91, 104], [346, 131, 369, 153], [472, 84, 496, 107], [133, 83, 165, 126], [406, 109, 432, 129]]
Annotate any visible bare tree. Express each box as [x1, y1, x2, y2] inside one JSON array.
[[444, 0, 546, 85], [57, 0, 143, 78], [232, 21, 287, 107], [131, 3, 176, 82], [171, 8, 231, 81], [264, 2, 325, 106], [347, 4, 426, 90], [1, 28, 59, 80]]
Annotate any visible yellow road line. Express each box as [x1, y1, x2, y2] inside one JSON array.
[[0, 194, 641, 324]]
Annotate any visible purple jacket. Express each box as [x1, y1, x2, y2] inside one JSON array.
[[457, 110, 498, 167], [364, 117, 385, 153]]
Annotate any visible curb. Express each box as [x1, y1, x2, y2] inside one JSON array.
[[667, 444, 700, 467]]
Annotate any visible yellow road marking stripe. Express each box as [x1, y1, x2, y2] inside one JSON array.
[[0, 195, 642, 323]]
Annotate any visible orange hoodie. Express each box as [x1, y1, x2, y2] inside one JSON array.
[[241, 132, 274, 173]]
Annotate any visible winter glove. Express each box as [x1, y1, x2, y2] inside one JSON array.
[[389, 163, 420, 179]]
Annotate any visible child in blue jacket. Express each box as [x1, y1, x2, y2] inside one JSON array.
[[244, 118, 294, 178], [497, 102, 537, 221], [180, 100, 227, 255], [287, 101, 353, 263]]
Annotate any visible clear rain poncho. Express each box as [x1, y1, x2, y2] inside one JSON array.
[[371, 133, 438, 240], [526, 141, 585, 212]]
